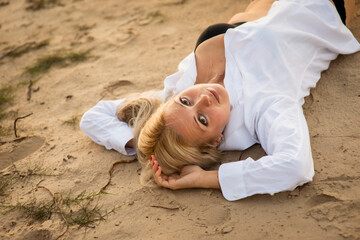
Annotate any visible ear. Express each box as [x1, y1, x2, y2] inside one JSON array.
[[212, 134, 224, 147]]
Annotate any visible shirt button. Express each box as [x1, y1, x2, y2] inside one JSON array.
[[233, 194, 238, 198]]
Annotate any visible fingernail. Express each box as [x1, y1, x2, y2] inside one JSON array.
[[150, 155, 153, 160], [153, 161, 155, 166], [157, 167, 159, 171]]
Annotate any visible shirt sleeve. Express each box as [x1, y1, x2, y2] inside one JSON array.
[[218, 100, 314, 201], [80, 98, 137, 155]]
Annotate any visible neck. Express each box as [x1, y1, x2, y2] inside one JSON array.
[[195, 34, 226, 86]]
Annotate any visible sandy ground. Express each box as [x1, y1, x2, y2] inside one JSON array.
[[0, 0, 359, 239]]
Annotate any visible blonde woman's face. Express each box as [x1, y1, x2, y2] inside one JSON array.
[[164, 83, 231, 146]]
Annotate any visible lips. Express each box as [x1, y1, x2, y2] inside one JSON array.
[[208, 88, 220, 104]]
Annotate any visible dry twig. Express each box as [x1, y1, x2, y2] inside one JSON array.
[[27, 79, 33, 101], [14, 113, 33, 138], [150, 205, 179, 210], [100, 160, 133, 192]]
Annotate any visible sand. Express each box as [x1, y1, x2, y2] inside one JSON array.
[[0, 0, 359, 239]]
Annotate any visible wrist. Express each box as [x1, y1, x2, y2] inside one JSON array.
[[200, 170, 220, 189]]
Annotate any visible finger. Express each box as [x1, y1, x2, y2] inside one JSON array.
[[152, 159, 158, 175], [154, 166, 165, 186], [155, 166, 171, 188], [156, 167, 172, 187], [149, 155, 154, 166], [155, 165, 161, 178], [152, 160, 161, 181]]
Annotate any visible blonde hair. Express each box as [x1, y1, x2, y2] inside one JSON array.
[[117, 96, 220, 184]]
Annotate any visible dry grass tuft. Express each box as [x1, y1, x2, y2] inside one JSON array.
[[26, 0, 62, 11], [1, 190, 112, 228], [2, 40, 49, 59], [18, 198, 54, 222], [24, 50, 91, 76]]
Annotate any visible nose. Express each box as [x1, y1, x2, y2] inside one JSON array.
[[196, 94, 211, 107]]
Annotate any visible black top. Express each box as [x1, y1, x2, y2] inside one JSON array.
[[333, 0, 346, 25], [194, 22, 245, 51]]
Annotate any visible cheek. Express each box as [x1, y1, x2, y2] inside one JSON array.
[[212, 109, 227, 128]]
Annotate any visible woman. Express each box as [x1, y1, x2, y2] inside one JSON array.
[[80, 0, 359, 201]]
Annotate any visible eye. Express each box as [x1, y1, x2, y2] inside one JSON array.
[[198, 115, 208, 126], [180, 97, 190, 106]]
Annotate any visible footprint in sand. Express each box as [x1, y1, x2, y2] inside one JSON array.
[[304, 193, 359, 237], [137, 10, 165, 26], [191, 205, 231, 227], [102, 80, 135, 97], [304, 193, 340, 210], [116, 28, 138, 45], [0, 136, 45, 171]]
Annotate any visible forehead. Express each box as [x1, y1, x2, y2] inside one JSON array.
[[164, 99, 203, 143], [164, 99, 195, 129]]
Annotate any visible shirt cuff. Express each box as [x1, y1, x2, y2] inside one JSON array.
[[109, 127, 136, 156], [218, 160, 249, 201]]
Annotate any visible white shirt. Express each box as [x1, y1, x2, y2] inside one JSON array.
[[80, 0, 360, 201]]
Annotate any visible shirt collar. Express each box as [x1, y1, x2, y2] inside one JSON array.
[[174, 52, 197, 94]]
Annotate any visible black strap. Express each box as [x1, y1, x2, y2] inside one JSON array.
[[195, 22, 245, 51], [332, 0, 346, 24]]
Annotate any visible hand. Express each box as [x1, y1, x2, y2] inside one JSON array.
[[149, 155, 220, 190]]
